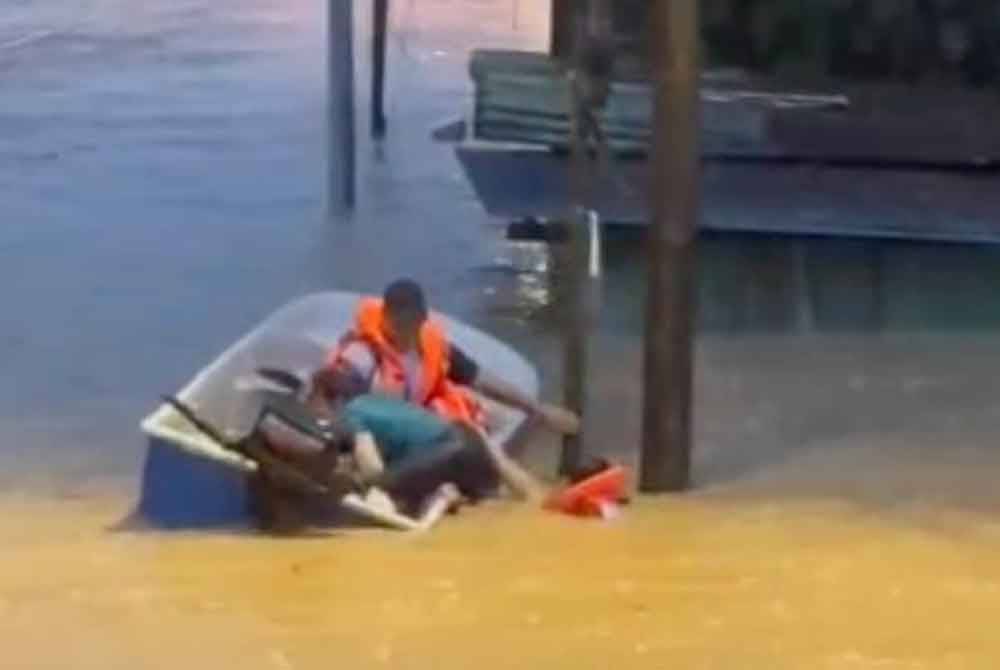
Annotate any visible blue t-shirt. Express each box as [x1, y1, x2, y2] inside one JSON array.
[[341, 394, 452, 465]]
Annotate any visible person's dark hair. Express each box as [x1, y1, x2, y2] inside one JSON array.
[[312, 366, 368, 404], [383, 279, 428, 323]]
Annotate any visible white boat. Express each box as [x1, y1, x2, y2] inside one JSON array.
[[138, 292, 540, 529]]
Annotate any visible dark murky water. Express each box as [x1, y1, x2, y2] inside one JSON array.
[[3, 0, 1000, 489], [0, 0, 540, 480]]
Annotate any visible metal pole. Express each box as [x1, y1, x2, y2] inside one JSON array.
[[639, 0, 701, 493], [328, 0, 356, 214], [372, 0, 389, 138]]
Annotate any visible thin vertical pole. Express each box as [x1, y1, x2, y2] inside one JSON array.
[[557, 3, 591, 476], [372, 0, 389, 138], [550, 0, 574, 60], [328, 0, 356, 214], [639, 0, 701, 493]]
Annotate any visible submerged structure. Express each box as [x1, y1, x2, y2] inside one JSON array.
[[444, 1, 1000, 245]]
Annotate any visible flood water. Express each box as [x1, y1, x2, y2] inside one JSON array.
[[3, 0, 1000, 666]]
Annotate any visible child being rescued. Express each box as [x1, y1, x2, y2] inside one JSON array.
[[305, 364, 547, 523], [252, 363, 620, 532]]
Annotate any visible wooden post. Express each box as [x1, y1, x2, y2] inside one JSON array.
[[557, 2, 592, 476], [639, 0, 701, 493], [550, 0, 575, 60], [372, 0, 389, 138], [557, 209, 589, 475], [328, 0, 356, 214]]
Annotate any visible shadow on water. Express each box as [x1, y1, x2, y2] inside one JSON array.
[[471, 228, 1000, 492], [586, 230, 1000, 336], [471, 227, 1000, 337]]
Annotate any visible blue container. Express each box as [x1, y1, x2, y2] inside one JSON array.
[[137, 438, 251, 529]]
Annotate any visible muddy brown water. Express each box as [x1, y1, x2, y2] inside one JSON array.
[[6, 333, 1000, 668], [3, 0, 1000, 666]]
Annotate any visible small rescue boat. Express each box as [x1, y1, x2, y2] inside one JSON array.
[[138, 292, 539, 529]]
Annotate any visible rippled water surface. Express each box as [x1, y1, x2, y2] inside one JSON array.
[[3, 2, 1000, 667]]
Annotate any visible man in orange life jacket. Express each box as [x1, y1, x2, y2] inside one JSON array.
[[317, 279, 580, 437]]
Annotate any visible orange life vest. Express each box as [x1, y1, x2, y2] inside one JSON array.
[[544, 465, 629, 519], [326, 298, 485, 428]]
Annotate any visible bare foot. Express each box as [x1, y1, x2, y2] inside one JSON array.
[[363, 487, 398, 516], [436, 483, 464, 512]]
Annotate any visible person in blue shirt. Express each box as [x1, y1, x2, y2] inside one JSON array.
[[309, 366, 545, 522]]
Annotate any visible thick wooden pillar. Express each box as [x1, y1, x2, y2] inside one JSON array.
[[639, 0, 701, 492]]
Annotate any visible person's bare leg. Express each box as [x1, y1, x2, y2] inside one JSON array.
[[481, 439, 548, 503], [414, 483, 462, 531], [352, 431, 386, 482], [340, 486, 423, 531]]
